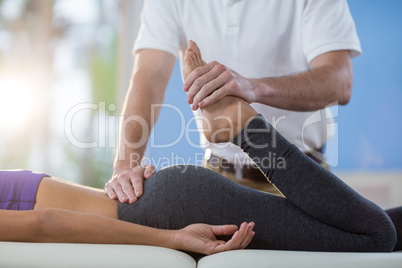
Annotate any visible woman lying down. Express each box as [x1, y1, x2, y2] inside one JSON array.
[[1, 95, 401, 254], [1, 41, 401, 254]]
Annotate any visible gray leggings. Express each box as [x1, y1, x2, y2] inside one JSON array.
[[118, 115, 397, 252]]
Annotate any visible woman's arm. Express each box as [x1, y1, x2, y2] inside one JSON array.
[[0, 208, 254, 255]]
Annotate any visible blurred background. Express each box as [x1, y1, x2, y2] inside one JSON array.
[[0, 0, 401, 207]]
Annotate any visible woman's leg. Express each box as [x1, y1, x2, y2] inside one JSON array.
[[118, 114, 396, 252], [35, 177, 118, 219], [385, 207, 402, 251], [119, 40, 396, 252], [231, 113, 396, 251]]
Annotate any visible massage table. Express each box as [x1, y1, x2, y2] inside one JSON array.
[[1, 242, 401, 268]]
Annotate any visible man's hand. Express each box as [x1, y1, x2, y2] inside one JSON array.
[[174, 222, 255, 255], [105, 165, 156, 204], [183, 61, 257, 111], [183, 46, 353, 112]]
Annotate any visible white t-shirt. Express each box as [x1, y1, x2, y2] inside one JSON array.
[[134, 0, 362, 163]]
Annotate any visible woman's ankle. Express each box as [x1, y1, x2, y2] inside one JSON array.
[[200, 96, 257, 143]]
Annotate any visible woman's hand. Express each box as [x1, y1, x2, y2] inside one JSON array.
[[173, 222, 255, 255]]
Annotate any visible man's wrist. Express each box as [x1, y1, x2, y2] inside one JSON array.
[[114, 151, 144, 171], [113, 161, 137, 176], [248, 78, 262, 102], [250, 78, 271, 102]]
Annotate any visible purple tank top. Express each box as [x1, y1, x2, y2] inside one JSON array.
[[0, 170, 49, 210]]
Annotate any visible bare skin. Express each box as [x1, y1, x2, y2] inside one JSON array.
[[184, 40, 258, 143], [0, 47, 258, 252], [105, 49, 175, 205], [34, 177, 119, 218], [183, 45, 353, 111], [105, 41, 262, 204], [107, 38, 352, 202], [1, 174, 255, 254]]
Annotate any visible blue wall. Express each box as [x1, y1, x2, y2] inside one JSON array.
[[333, 0, 402, 171], [146, 0, 402, 172]]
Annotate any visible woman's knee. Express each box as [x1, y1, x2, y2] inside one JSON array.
[[364, 213, 397, 252], [377, 216, 397, 252]]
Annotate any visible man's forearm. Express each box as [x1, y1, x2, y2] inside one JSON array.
[[184, 49, 353, 111], [108, 49, 175, 202], [114, 50, 175, 170], [115, 80, 157, 168], [115, 71, 169, 169], [250, 50, 353, 112], [251, 65, 353, 111]]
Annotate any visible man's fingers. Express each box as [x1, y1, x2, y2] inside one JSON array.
[[192, 78, 226, 110], [144, 164, 156, 179], [110, 181, 129, 203], [104, 184, 117, 200], [130, 176, 144, 200], [187, 68, 220, 106], [106, 166, 153, 204], [116, 174, 137, 203], [129, 166, 150, 200], [199, 79, 234, 108], [184, 60, 221, 96], [183, 63, 212, 92]]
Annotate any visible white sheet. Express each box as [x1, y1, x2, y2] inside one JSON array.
[[1, 242, 401, 268], [198, 249, 402, 268], [0, 242, 196, 268]]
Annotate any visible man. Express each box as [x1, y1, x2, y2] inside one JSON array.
[[105, 0, 361, 203]]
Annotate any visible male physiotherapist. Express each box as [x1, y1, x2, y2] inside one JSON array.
[[105, 0, 361, 203]]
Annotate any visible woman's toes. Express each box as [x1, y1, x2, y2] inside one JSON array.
[[183, 40, 206, 79]]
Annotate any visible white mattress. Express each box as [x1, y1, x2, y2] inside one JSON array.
[[198, 249, 402, 268], [0, 242, 196, 268], [1, 242, 401, 268]]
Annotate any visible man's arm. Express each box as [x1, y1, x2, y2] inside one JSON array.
[[0, 209, 255, 255], [184, 50, 353, 112], [106, 49, 176, 203]]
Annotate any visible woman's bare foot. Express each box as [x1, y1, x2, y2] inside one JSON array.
[[183, 40, 206, 80], [201, 97, 258, 143], [183, 41, 258, 143]]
